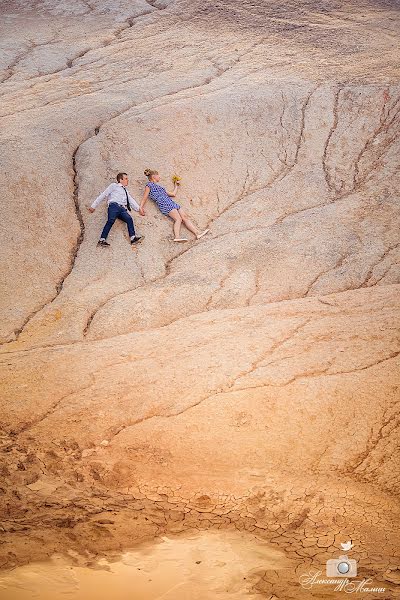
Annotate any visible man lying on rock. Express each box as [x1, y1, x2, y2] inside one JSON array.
[[88, 172, 144, 247]]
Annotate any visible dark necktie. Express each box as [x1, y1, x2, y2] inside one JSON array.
[[123, 187, 131, 211]]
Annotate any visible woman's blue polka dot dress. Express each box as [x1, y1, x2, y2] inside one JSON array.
[[146, 181, 181, 215]]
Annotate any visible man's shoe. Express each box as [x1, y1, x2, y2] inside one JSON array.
[[97, 239, 110, 247], [131, 235, 145, 245]]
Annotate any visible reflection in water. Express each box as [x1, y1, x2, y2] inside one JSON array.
[[0, 530, 292, 599]]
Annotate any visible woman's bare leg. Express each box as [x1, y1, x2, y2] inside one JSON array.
[[168, 209, 183, 238], [178, 208, 199, 235], [179, 208, 210, 239]]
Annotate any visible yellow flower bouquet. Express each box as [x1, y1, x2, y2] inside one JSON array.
[[172, 174, 181, 185]]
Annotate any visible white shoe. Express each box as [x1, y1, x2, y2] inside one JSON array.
[[196, 229, 210, 240], [172, 238, 189, 242]]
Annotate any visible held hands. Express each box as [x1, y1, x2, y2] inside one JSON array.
[[139, 207, 146, 216]]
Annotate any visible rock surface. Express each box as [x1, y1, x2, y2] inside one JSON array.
[[0, 0, 399, 597]]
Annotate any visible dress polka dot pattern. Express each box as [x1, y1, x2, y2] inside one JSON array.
[[146, 182, 181, 215]]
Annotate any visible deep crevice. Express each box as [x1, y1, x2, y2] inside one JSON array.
[[4, 133, 92, 344], [321, 84, 344, 194]]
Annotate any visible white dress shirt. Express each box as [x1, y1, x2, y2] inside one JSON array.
[[91, 182, 140, 211]]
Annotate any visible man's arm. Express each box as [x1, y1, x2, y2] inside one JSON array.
[[128, 191, 140, 212], [90, 184, 113, 210]]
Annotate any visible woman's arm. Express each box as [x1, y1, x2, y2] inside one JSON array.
[[139, 186, 150, 215], [167, 182, 180, 197]]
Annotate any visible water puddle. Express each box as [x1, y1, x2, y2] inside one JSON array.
[[0, 529, 292, 599]]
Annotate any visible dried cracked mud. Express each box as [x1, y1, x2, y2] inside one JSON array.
[[0, 0, 399, 598]]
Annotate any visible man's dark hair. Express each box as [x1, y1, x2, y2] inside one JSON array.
[[116, 172, 127, 182]]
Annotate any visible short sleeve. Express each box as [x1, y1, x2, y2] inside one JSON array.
[[145, 182, 151, 188]]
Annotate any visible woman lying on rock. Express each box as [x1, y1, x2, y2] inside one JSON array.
[[140, 168, 210, 242]]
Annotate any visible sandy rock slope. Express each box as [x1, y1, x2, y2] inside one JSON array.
[[0, 1, 399, 597]]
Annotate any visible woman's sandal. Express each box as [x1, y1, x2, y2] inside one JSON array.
[[196, 229, 210, 240], [172, 238, 189, 242]]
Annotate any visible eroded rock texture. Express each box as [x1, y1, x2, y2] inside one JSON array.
[[0, 0, 399, 597]]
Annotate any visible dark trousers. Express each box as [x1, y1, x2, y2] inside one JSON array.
[[100, 202, 136, 239]]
